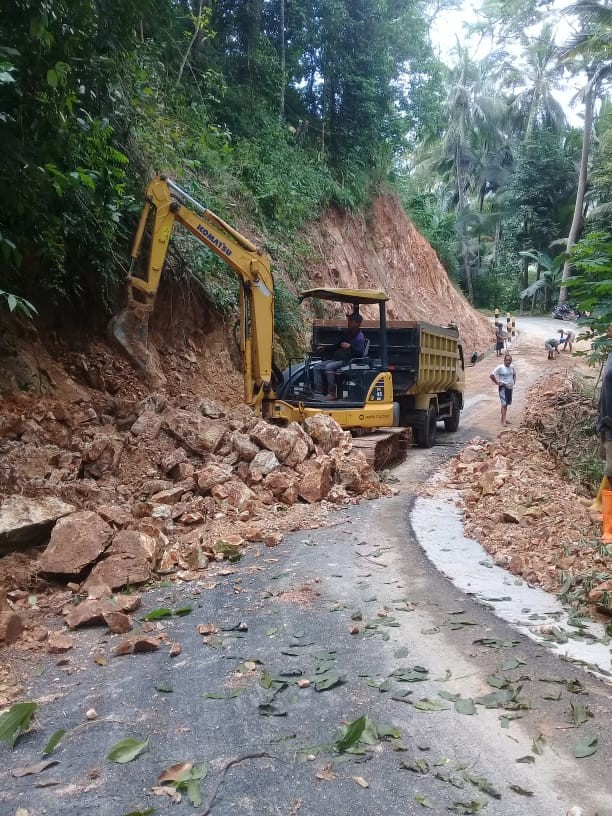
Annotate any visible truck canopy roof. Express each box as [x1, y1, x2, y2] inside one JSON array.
[[299, 287, 389, 305]]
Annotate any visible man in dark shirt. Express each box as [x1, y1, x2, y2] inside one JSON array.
[[598, 325, 612, 479], [313, 312, 367, 400]]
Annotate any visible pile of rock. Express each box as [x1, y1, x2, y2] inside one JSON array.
[[0, 400, 390, 642], [445, 428, 600, 595]]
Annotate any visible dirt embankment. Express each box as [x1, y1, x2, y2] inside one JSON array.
[[305, 193, 494, 354]]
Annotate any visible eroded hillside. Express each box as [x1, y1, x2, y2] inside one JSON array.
[[306, 193, 493, 354]]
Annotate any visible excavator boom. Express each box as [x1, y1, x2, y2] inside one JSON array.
[[110, 176, 274, 408]]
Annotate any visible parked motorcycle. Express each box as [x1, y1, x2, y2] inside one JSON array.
[[552, 304, 577, 321]]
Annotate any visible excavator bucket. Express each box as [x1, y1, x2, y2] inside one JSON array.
[[108, 300, 165, 385]]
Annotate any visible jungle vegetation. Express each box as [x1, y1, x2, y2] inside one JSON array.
[[0, 0, 611, 333]]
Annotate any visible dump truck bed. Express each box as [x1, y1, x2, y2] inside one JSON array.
[[312, 319, 463, 396]]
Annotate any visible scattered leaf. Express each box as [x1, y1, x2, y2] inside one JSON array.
[[574, 734, 598, 758], [400, 757, 430, 774], [487, 674, 509, 689], [158, 762, 193, 783], [570, 701, 592, 727], [448, 800, 484, 813], [140, 608, 172, 621], [0, 702, 37, 748], [335, 715, 366, 752], [314, 672, 343, 692], [351, 775, 369, 788], [120, 810, 155, 816], [509, 784, 533, 796], [202, 688, 246, 700], [515, 755, 535, 764], [155, 683, 173, 693], [11, 759, 59, 777], [42, 729, 66, 756], [454, 698, 476, 716], [415, 794, 433, 808], [107, 737, 149, 763], [414, 698, 450, 712], [465, 773, 501, 799], [531, 734, 546, 756], [173, 606, 192, 617], [315, 765, 336, 781]]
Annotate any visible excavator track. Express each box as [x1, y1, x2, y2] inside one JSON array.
[[350, 427, 413, 470]]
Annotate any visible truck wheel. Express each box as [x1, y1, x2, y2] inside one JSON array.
[[444, 404, 460, 432], [414, 406, 437, 448]]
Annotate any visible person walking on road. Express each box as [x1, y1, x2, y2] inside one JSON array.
[[495, 323, 505, 356], [558, 328, 575, 352], [490, 353, 516, 426], [545, 337, 560, 360]]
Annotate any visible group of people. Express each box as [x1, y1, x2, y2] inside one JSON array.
[[544, 328, 575, 359]]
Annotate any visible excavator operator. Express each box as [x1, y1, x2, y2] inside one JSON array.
[[313, 312, 367, 401]]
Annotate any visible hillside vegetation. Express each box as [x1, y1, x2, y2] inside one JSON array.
[[1, 0, 611, 345]]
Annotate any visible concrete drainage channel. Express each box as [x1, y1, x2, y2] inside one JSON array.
[[411, 487, 612, 681]]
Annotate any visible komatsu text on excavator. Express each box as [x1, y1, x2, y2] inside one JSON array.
[[111, 176, 465, 466]]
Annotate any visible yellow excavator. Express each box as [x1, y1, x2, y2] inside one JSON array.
[[110, 176, 464, 465]]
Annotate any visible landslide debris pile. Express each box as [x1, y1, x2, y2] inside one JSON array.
[[444, 372, 607, 609], [0, 392, 390, 648]]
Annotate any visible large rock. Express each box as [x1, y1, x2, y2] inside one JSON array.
[[130, 410, 163, 439], [195, 463, 233, 494], [231, 431, 260, 462], [212, 480, 256, 511], [330, 447, 376, 495], [39, 511, 113, 575], [249, 421, 293, 461], [283, 422, 313, 467], [64, 594, 141, 629], [80, 433, 125, 479], [162, 409, 228, 455], [263, 471, 300, 505], [297, 457, 334, 503], [0, 495, 75, 553], [249, 450, 280, 481], [107, 530, 159, 564], [84, 553, 151, 591], [303, 415, 346, 453]]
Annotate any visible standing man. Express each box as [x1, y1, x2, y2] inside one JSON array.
[[558, 328, 575, 352], [490, 353, 516, 426], [313, 312, 367, 400], [598, 324, 612, 542], [494, 323, 505, 356]]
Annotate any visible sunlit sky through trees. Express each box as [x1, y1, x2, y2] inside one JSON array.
[[429, 0, 585, 125]]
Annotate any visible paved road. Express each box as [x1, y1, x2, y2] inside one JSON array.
[[2, 321, 611, 816]]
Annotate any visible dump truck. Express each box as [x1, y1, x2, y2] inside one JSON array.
[[274, 289, 465, 452]]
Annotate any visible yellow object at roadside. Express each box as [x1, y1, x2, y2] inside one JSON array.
[[590, 476, 611, 512]]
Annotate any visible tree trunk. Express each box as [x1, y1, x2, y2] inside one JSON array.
[[176, 0, 204, 87], [456, 144, 474, 303], [279, 0, 285, 117], [559, 75, 595, 303]]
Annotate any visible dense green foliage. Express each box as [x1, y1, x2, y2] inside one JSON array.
[[1, 0, 441, 326], [1, 0, 611, 343]]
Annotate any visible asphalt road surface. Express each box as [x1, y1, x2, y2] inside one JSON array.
[[2, 319, 611, 816]]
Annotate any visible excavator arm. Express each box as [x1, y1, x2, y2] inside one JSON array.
[[111, 176, 274, 409]]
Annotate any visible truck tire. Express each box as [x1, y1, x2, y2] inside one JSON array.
[[444, 403, 460, 432], [414, 406, 437, 448]]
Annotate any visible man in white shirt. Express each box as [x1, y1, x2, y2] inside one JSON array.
[[489, 354, 516, 426]]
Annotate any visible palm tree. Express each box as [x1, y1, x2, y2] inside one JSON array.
[[505, 24, 567, 141], [557, 1, 612, 303]]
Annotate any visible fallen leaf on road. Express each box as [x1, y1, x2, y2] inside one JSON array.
[[11, 759, 59, 777], [315, 765, 336, 781], [0, 702, 37, 748], [42, 729, 66, 755], [152, 785, 182, 803], [107, 737, 149, 763], [352, 775, 369, 788], [415, 794, 433, 808], [574, 734, 598, 758], [158, 762, 193, 783], [509, 784, 533, 796]]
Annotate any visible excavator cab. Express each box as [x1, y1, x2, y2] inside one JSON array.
[[270, 288, 400, 430]]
